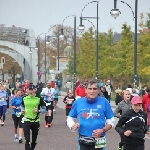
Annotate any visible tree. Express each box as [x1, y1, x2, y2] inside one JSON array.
[[76, 27, 95, 79], [114, 24, 133, 78], [0, 52, 22, 82], [39, 25, 75, 71], [145, 11, 150, 29]]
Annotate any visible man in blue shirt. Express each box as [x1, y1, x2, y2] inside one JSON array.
[[67, 80, 114, 150]]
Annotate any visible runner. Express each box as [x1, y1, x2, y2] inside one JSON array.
[[67, 80, 114, 150], [41, 81, 55, 127], [10, 89, 23, 143], [21, 84, 46, 150], [114, 90, 131, 150], [115, 96, 150, 150], [63, 90, 75, 125], [0, 85, 8, 126], [53, 84, 60, 114]]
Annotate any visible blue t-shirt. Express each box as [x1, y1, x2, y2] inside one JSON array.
[[0, 90, 8, 106], [69, 96, 114, 137], [10, 96, 22, 115], [54, 88, 59, 99]]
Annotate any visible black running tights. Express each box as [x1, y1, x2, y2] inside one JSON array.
[[123, 144, 144, 150]]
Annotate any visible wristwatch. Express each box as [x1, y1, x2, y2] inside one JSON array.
[[102, 128, 106, 133]]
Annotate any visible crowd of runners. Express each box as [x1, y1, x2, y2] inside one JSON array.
[[0, 79, 150, 150]]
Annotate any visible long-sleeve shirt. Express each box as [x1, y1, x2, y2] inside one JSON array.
[[114, 100, 131, 118], [75, 87, 86, 97], [142, 94, 150, 112], [115, 109, 148, 145]]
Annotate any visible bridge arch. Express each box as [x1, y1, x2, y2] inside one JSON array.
[[0, 40, 38, 84]]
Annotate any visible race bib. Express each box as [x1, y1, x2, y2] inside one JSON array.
[[95, 137, 106, 148], [46, 102, 51, 106], [0, 98, 4, 101], [67, 99, 74, 104], [16, 112, 21, 117]]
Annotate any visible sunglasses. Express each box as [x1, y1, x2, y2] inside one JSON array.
[[88, 88, 98, 90]]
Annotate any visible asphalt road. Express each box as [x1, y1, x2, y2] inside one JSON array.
[[0, 95, 150, 150]]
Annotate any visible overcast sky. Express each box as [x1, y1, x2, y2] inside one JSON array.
[[0, 0, 149, 38]]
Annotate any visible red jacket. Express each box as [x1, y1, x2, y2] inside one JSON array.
[[75, 86, 86, 97], [142, 93, 150, 112]]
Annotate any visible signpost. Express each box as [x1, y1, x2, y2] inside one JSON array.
[[37, 71, 41, 76], [1, 57, 5, 64], [0, 57, 5, 69], [56, 56, 67, 73], [0, 63, 3, 69]]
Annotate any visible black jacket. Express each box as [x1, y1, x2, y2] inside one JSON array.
[[115, 109, 148, 145]]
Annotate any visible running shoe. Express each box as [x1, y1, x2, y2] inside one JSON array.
[[47, 124, 51, 127], [14, 136, 19, 142], [1, 122, 4, 126], [45, 124, 48, 128], [19, 138, 23, 143], [53, 109, 56, 114], [117, 147, 122, 150]]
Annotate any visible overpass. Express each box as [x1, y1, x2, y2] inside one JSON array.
[[0, 26, 38, 84]]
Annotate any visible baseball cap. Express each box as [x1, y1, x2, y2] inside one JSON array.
[[28, 85, 36, 90], [131, 96, 142, 104]]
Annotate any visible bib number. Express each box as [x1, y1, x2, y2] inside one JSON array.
[[66, 99, 74, 104], [16, 112, 21, 117], [67, 100, 73, 104], [46, 102, 51, 106], [95, 137, 106, 148], [0, 98, 4, 101]]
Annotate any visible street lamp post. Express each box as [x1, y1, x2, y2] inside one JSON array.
[[47, 25, 64, 80], [111, 0, 138, 86], [78, 1, 99, 80], [37, 33, 44, 80], [44, 33, 47, 83], [29, 47, 32, 82], [29, 40, 38, 83], [57, 33, 60, 77], [60, 15, 76, 95]]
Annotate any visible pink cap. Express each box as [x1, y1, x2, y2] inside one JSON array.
[[131, 96, 142, 104]]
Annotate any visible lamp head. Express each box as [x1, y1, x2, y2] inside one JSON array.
[[59, 28, 64, 41], [110, 9, 121, 19], [59, 34, 64, 41], [29, 50, 32, 54], [78, 25, 85, 32]]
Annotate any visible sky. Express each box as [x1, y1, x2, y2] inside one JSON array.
[[0, 0, 150, 38]]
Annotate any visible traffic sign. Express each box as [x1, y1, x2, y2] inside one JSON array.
[[37, 71, 41, 76]]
